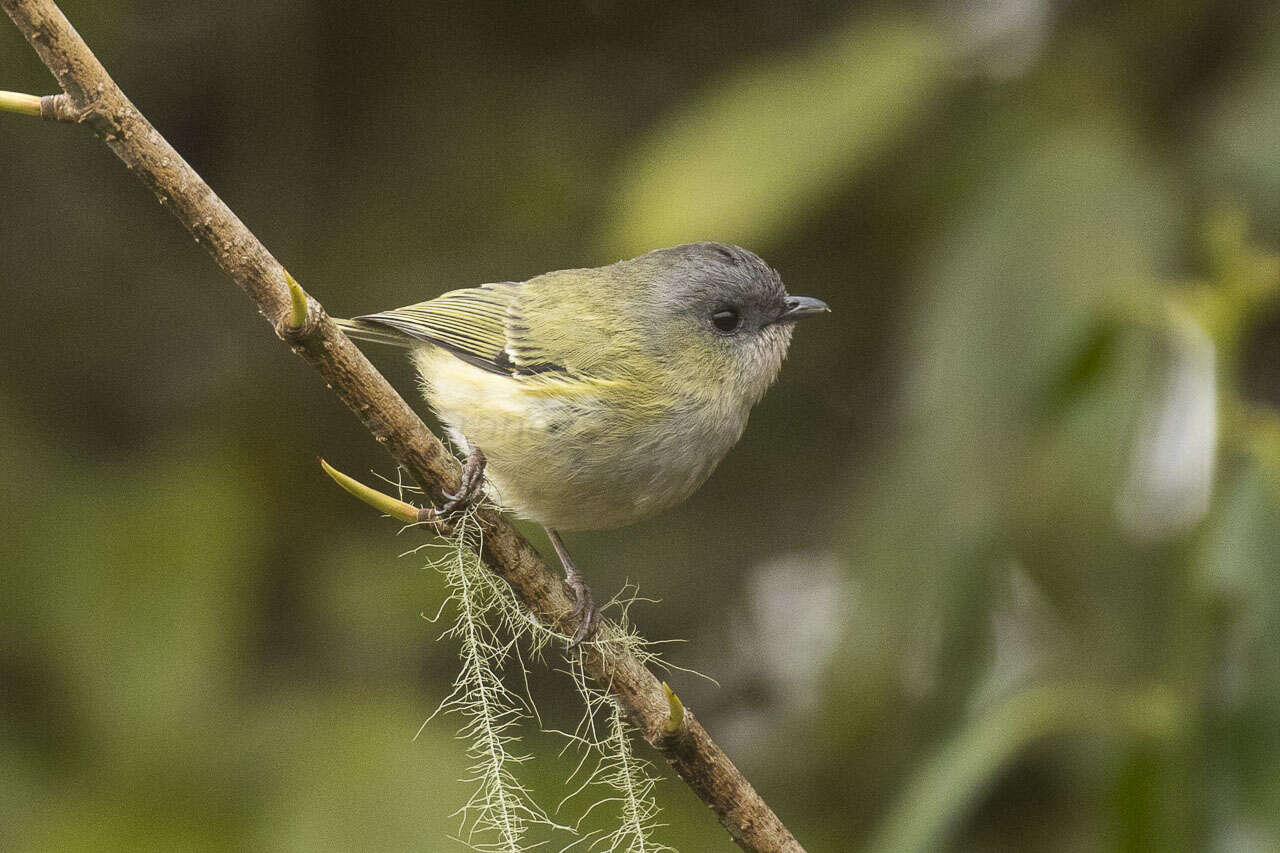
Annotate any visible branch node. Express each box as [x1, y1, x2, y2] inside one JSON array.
[[39, 92, 80, 122]]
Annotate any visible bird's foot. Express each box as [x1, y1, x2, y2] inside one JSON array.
[[418, 448, 487, 521], [546, 528, 601, 646], [566, 573, 601, 647]]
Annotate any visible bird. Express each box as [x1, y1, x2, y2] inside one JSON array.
[[336, 242, 829, 642]]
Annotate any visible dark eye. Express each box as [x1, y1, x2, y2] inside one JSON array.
[[711, 307, 742, 333]]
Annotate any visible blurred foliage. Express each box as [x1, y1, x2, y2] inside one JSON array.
[[4, 0, 1280, 850], [607, 17, 952, 254]]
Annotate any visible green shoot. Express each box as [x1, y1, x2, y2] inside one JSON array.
[[0, 91, 42, 117]]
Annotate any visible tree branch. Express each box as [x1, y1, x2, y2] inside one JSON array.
[[1, 1, 805, 850]]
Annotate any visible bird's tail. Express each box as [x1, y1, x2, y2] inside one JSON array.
[[333, 317, 415, 348]]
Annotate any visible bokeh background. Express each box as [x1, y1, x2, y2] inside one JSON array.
[[4, 1, 1280, 850]]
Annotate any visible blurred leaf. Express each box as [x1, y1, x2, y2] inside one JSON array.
[[249, 696, 474, 852], [1197, 12, 1280, 224], [867, 683, 1182, 853], [0, 430, 268, 848], [1198, 450, 1280, 844], [28, 444, 264, 758], [607, 16, 953, 253], [843, 113, 1180, 662], [815, 105, 1186, 845]]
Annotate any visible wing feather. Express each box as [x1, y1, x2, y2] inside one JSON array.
[[352, 266, 652, 391], [353, 282, 571, 378]]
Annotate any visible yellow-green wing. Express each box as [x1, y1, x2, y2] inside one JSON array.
[[350, 266, 641, 382], [350, 280, 509, 371], [500, 267, 633, 379], [350, 279, 589, 378], [349, 283, 520, 375]]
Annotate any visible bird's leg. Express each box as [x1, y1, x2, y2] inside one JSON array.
[[420, 447, 487, 520], [546, 528, 600, 645]]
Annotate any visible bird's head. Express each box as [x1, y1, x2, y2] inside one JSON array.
[[638, 242, 829, 408]]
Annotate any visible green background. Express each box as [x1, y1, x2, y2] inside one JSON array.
[[4, 1, 1280, 850]]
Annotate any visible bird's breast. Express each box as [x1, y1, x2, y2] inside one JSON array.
[[414, 347, 750, 531]]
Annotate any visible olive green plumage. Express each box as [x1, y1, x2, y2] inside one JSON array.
[[337, 242, 828, 531]]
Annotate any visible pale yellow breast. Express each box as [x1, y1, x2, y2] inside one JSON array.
[[412, 347, 748, 531]]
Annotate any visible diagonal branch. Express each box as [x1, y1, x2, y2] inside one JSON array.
[[0, 1, 804, 850]]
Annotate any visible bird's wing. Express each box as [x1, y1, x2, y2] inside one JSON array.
[[349, 277, 623, 382], [349, 283, 526, 375]]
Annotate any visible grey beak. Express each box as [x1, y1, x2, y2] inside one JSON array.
[[776, 295, 830, 323]]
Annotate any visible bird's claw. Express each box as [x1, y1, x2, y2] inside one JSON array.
[[568, 576, 600, 646], [545, 528, 600, 647], [418, 448, 486, 521]]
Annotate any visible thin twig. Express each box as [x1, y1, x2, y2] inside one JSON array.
[[0, 2, 804, 850]]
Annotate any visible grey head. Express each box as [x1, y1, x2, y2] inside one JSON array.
[[631, 241, 829, 406]]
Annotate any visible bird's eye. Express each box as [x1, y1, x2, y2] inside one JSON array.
[[711, 308, 742, 333]]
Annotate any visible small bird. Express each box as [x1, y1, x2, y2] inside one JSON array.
[[337, 242, 828, 641]]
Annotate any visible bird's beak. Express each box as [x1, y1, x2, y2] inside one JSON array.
[[774, 295, 830, 323]]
